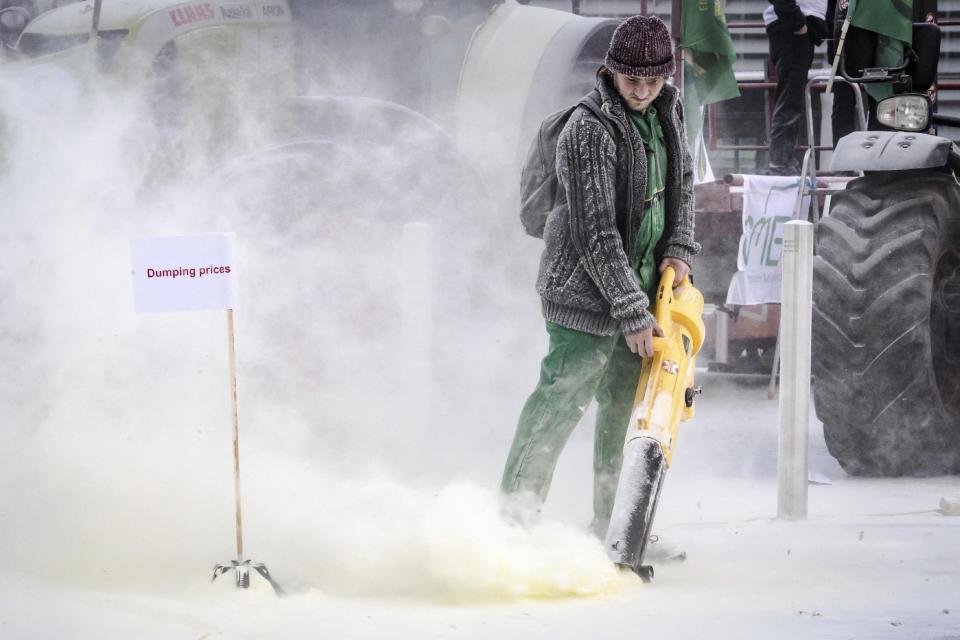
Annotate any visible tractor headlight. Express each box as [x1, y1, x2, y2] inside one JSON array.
[[0, 7, 30, 32], [876, 95, 931, 132]]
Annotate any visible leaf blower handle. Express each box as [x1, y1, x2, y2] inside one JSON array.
[[653, 266, 676, 344]]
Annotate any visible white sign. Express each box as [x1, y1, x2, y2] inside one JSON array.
[[726, 175, 810, 306], [131, 233, 237, 313]]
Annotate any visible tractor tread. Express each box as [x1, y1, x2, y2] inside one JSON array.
[[813, 172, 960, 476]]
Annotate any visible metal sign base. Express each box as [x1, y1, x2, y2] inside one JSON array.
[[212, 559, 284, 595]]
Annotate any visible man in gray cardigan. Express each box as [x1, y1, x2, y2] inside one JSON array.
[[501, 15, 699, 537]]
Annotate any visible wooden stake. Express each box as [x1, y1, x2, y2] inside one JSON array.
[[226, 308, 244, 561]]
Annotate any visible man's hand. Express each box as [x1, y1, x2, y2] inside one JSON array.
[[625, 324, 665, 358], [659, 258, 691, 287], [794, 24, 808, 35]]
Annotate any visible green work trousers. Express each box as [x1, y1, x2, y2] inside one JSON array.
[[500, 320, 644, 532]]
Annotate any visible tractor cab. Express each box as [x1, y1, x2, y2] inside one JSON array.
[[0, 1, 296, 181], [1, 1, 294, 86]]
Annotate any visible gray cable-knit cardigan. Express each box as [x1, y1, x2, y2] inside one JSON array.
[[536, 71, 700, 336]]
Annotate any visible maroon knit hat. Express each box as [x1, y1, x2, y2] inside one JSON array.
[[604, 15, 675, 78]]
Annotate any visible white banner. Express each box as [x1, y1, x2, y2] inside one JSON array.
[[726, 175, 810, 306], [131, 233, 237, 313]]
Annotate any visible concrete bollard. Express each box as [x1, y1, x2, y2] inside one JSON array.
[[777, 221, 813, 520], [401, 223, 433, 344], [400, 223, 434, 426], [714, 307, 729, 365]]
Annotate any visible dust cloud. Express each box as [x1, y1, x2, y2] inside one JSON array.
[[0, 21, 612, 601]]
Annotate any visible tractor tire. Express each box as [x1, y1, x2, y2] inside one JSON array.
[[813, 171, 960, 477]]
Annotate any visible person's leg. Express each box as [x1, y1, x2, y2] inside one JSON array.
[[501, 322, 618, 513], [590, 334, 645, 536], [768, 29, 815, 171], [831, 81, 858, 147]]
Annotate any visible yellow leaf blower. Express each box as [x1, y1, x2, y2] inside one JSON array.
[[604, 266, 705, 582]]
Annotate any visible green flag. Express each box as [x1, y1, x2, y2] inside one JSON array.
[[847, 0, 912, 100], [848, 0, 912, 43], [680, 0, 739, 107], [680, 0, 739, 149]]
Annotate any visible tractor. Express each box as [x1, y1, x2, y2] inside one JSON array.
[[811, 0, 960, 476], [0, 0, 620, 438], [0, 0, 618, 198]]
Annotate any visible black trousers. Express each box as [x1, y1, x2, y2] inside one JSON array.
[[767, 25, 815, 168], [830, 80, 879, 146]]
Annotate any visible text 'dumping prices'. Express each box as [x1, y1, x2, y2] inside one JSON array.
[[146, 265, 232, 279], [131, 233, 237, 313]]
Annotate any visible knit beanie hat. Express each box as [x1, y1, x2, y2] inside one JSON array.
[[604, 15, 675, 78]]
